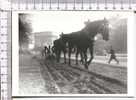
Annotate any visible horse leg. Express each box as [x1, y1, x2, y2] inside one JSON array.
[[56, 50, 58, 62], [83, 50, 88, 69], [75, 48, 79, 65], [80, 52, 84, 64], [58, 50, 61, 63], [56, 50, 60, 63], [63, 50, 66, 64], [68, 48, 72, 65], [87, 46, 94, 66]]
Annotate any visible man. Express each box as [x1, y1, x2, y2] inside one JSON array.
[[41, 45, 48, 57], [108, 46, 119, 64], [45, 45, 56, 62]]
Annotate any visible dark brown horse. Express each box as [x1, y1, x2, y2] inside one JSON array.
[[60, 18, 110, 69], [53, 38, 67, 64]]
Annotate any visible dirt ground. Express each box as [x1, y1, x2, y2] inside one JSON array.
[[39, 56, 127, 94], [19, 54, 127, 95]]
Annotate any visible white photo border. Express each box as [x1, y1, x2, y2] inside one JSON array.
[[12, 11, 135, 97]]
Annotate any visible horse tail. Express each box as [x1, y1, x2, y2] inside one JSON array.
[[51, 46, 55, 53]]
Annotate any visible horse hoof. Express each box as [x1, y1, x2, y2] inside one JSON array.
[[85, 67, 88, 70], [84, 64, 88, 70], [86, 62, 90, 66], [62, 62, 66, 64]]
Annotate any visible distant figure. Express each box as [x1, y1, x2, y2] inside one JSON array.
[[108, 46, 119, 64], [45, 45, 56, 61], [103, 49, 108, 56], [41, 45, 48, 57], [47, 45, 51, 54]]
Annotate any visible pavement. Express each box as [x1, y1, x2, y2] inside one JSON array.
[[18, 53, 127, 95], [70, 54, 127, 67], [19, 54, 48, 95], [93, 55, 127, 67]]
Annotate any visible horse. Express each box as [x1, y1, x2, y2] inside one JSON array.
[[60, 31, 94, 68], [53, 38, 67, 64], [60, 18, 109, 69], [75, 35, 95, 66]]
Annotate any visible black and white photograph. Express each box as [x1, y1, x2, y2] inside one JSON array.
[[12, 11, 133, 96]]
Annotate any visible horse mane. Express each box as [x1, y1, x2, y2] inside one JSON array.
[[60, 19, 108, 40], [83, 19, 108, 32], [61, 31, 82, 39]]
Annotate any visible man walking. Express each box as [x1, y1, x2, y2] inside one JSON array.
[[108, 46, 119, 64]]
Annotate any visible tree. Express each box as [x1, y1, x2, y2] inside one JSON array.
[[19, 14, 32, 47], [109, 19, 127, 53], [94, 18, 127, 55]]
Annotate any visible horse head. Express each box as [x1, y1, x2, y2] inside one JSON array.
[[98, 18, 109, 41], [59, 33, 69, 44], [83, 18, 110, 41]]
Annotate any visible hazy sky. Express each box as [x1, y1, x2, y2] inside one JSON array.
[[28, 11, 131, 36]]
